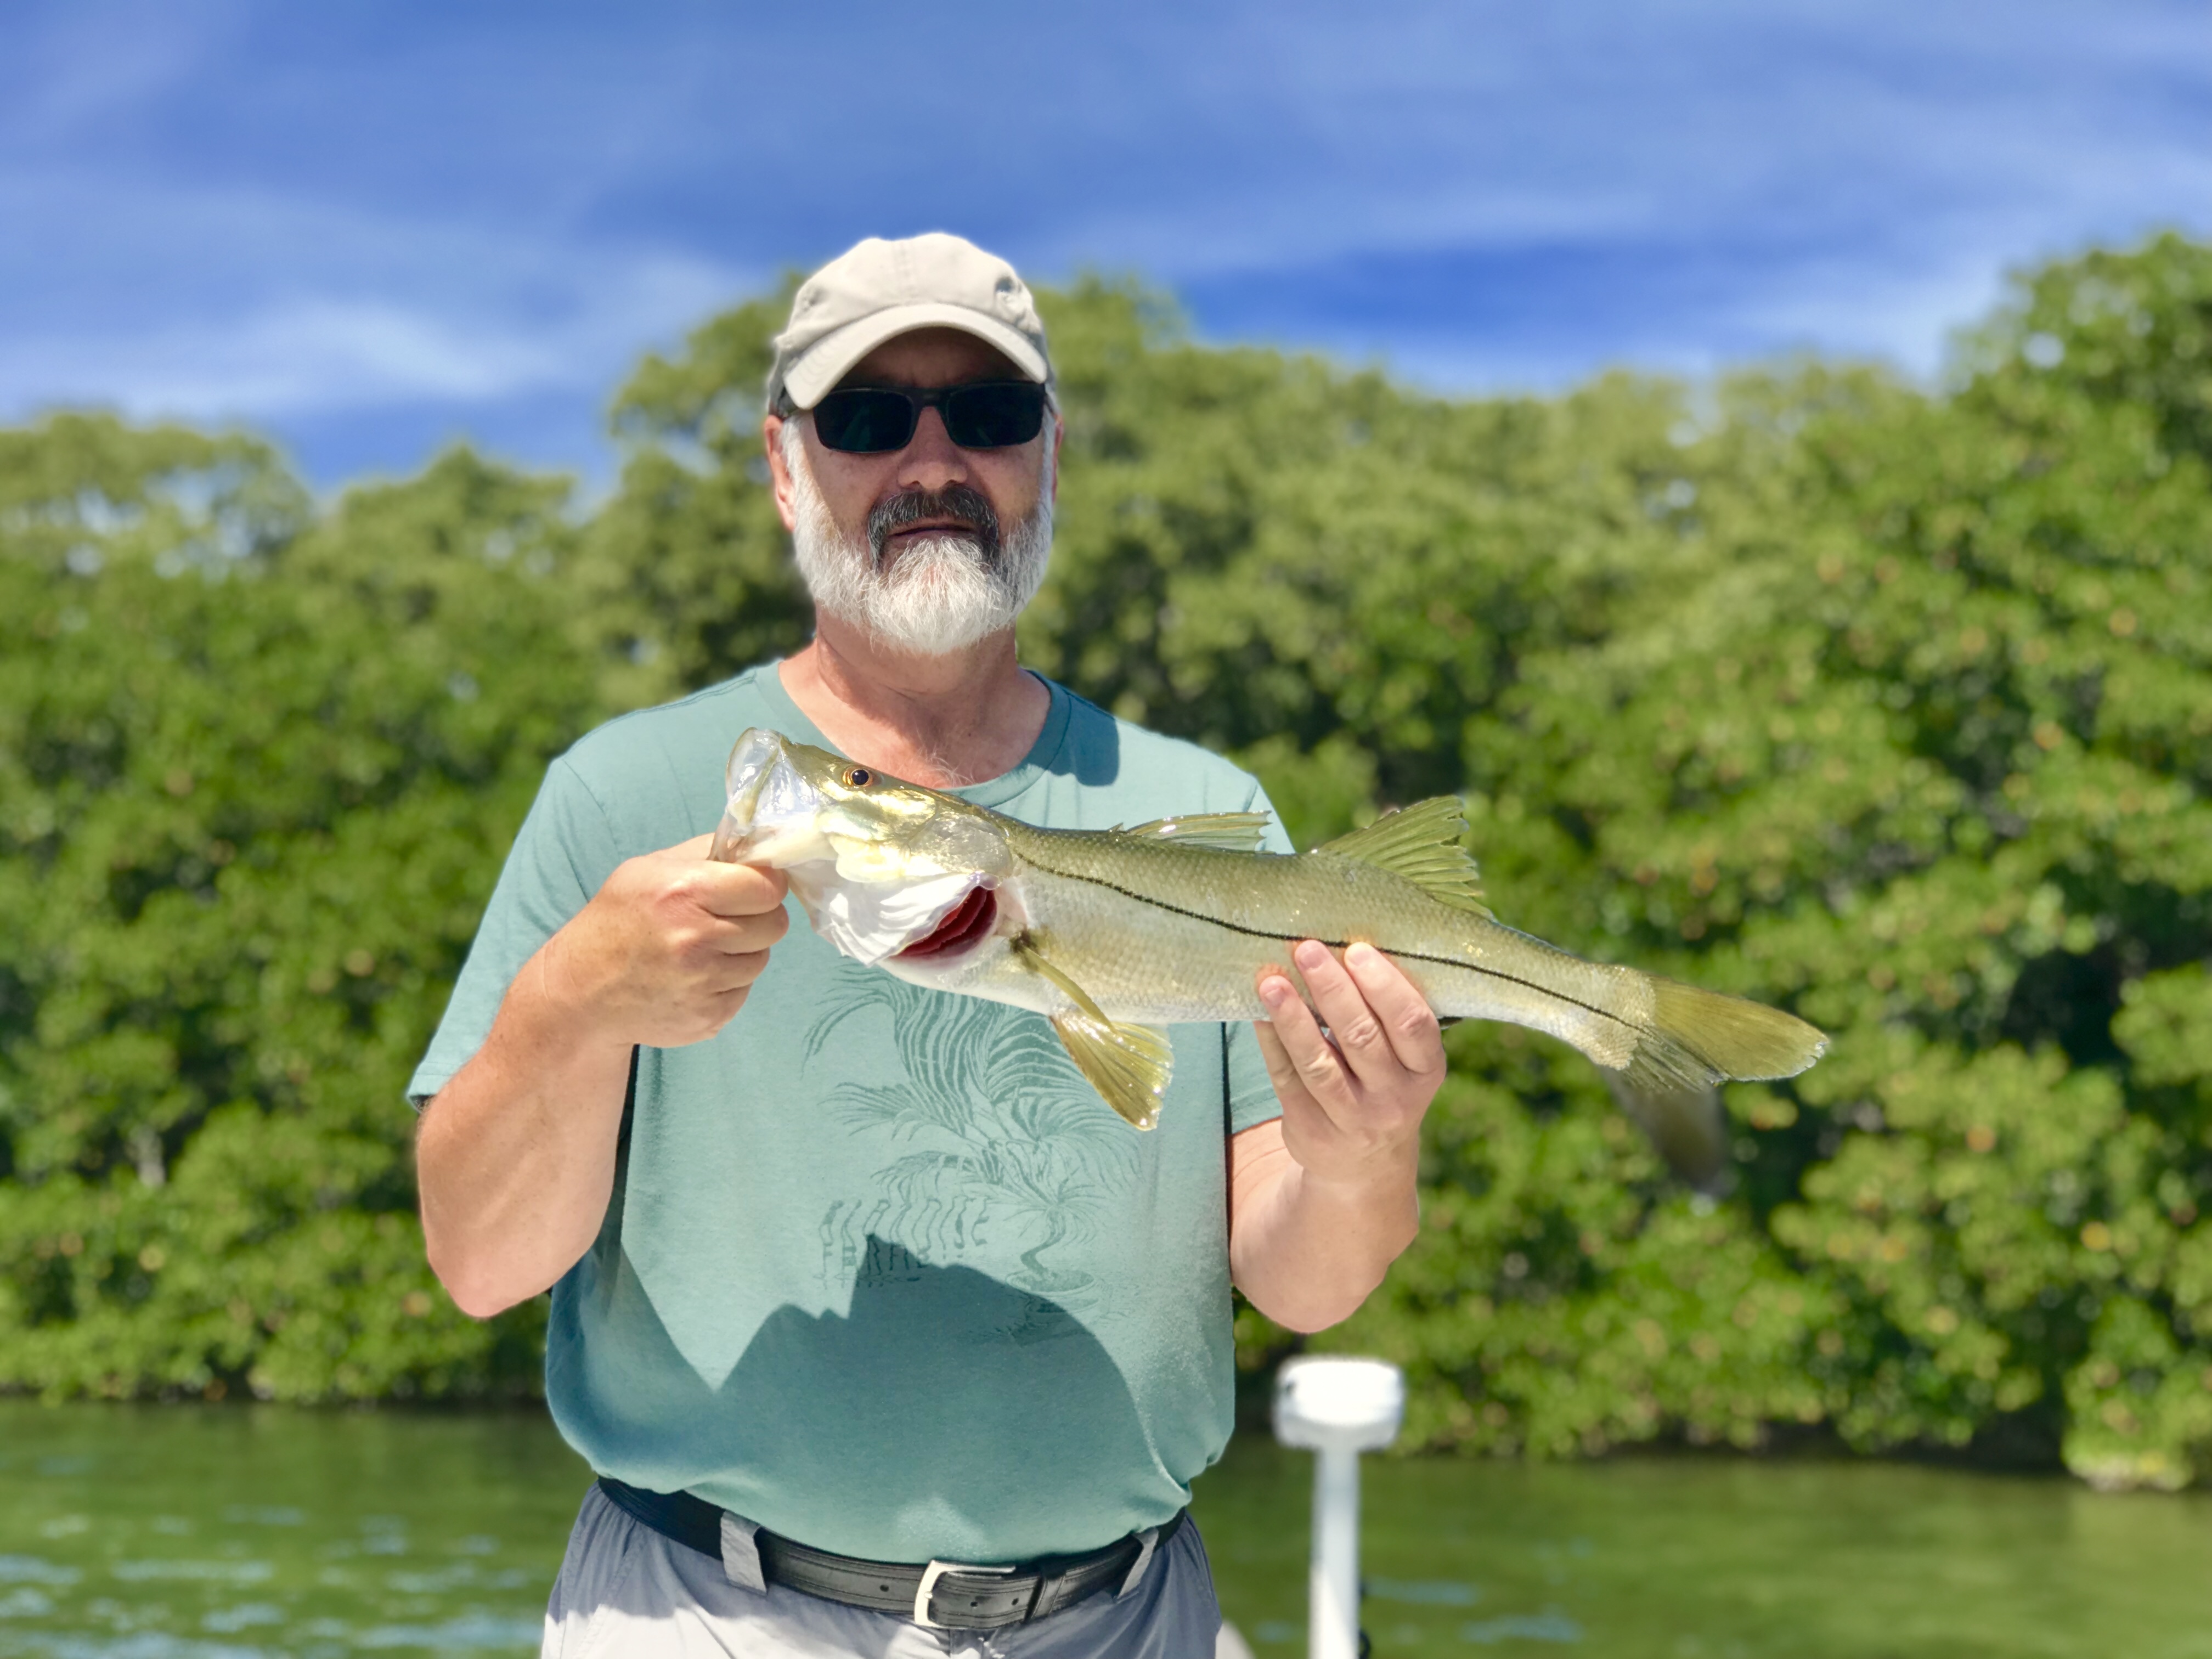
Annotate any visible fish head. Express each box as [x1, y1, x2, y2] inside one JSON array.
[[710, 728, 1015, 966]]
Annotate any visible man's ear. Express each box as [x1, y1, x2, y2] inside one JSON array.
[[763, 413, 802, 533], [1049, 410, 1064, 503]]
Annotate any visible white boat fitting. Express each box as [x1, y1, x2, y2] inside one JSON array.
[[1272, 1357, 1406, 1659]]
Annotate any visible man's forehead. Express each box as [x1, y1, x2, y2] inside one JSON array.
[[838, 327, 1025, 390]]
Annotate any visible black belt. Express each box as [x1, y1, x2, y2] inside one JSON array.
[[595, 1476, 1183, 1632]]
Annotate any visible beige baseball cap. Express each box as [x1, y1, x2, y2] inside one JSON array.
[[766, 232, 1051, 413]]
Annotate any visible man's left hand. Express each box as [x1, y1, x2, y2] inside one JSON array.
[[1254, 939, 1447, 1190]]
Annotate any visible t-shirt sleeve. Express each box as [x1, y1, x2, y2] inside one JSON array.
[[405, 757, 622, 1108], [1226, 778, 1295, 1135]]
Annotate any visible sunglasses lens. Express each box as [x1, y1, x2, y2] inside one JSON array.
[[944, 384, 1048, 449], [810, 383, 1046, 452], [812, 390, 916, 453]]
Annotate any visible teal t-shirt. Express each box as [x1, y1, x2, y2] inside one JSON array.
[[408, 663, 1290, 1564]]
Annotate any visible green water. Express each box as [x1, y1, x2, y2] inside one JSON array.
[[0, 1403, 2205, 1657]]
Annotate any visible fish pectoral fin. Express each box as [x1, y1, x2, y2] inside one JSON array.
[[1314, 797, 1491, 916], [1014, 939, 1175, 1129], [1051, 1010, 1175, 1130], [1115, 810, 1275, 852]]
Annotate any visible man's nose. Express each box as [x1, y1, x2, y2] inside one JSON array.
[[895, 407, 971, 492]]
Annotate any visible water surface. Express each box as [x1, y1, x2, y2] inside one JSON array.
[[0, 1403, 2204, 1657]]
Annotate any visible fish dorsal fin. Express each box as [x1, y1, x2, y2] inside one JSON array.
[[1114, 811, 1274, 853], [1314, 797, 1492, 916], [1015, 939, 1176, 1128]]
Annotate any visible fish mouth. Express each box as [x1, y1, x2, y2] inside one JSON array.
[[712, 729, 825, 865], [896, 883, 998, 960], [709, 726, 1007, 967]]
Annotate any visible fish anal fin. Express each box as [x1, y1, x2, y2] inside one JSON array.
[[1051, 1009, 1175, 1130], [1601, 1070, 1731, 1193], [1116, 811, 1274, 853], [1316, 797, 1491, 916], [1014, 938, 1176, 1128]]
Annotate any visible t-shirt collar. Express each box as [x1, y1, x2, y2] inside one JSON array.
[[751, 660, 1072, 811]]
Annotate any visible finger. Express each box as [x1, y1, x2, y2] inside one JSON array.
[[707, 947, 776, 992], [691, 861, 790, 918], [705, 904, 790, 953], [673, 832, 717, 859], [1259, 968, 1358, 1122], [680, 943, 773, 1002], [668, 983, 757, 1046], [1341, 942, 1445, 1076], [1251, 1002, 1317, 1116], [1292, 939, 1399, 1090], [1252, 1016, 1347, 1147]]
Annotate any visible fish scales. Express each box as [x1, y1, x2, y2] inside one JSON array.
[[1001, 824, 1651, 1065], [711, 727, 1826, 1166]]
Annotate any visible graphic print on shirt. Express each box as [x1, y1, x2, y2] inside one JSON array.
[[804, 968, 1139, 1315]]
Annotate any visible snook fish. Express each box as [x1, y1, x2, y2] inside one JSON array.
[[710, 729, 1825, 1166]]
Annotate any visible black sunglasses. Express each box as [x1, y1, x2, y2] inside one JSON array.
[[810, 381, 1049, 454]]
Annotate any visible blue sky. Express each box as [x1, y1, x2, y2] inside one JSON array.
[[5, 1, 2208, 488]]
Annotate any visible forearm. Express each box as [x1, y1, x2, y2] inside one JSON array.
[[415, 837, 785, 1318], [1229, 1128, 1419, 1333], [415, 944, 634, 1319]]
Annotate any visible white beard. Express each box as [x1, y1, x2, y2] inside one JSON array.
[[783, 422, 1054, 658]]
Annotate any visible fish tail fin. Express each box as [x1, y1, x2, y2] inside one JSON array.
[[1623, 978, 1828, 1094], [1628, 982, 1831, 1097], [1606, 981, 1820, 1189]]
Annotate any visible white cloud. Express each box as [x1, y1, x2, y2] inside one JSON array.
[[0, 170, 746, 423]]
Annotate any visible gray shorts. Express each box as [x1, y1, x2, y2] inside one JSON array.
[[541, 1486, 1227, 1658]]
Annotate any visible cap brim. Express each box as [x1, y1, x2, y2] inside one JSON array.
[[782, 303, 1049, 409]]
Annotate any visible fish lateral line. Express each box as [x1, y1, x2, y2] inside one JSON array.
[[712, 726, 1828, 1165], [1014, 852, 1640, 1033]]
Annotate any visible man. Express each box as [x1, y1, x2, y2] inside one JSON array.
[[413, 233, 1446, 1657]]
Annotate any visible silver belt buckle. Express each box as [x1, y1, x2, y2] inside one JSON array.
[[913, 1558, 1015, 1629]]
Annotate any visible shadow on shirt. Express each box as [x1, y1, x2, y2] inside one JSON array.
[[561, 1236, 1165, 1561], [1043, 697, 1121, 787]]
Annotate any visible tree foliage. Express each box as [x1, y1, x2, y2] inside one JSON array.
[[0, 425, 592, 1400], [2, 235, 2208, 1487]]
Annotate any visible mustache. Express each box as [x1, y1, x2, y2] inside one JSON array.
[[867, 484, 1002, 566]]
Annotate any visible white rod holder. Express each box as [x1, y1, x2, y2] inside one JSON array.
[[1309, 1444, 1362, 1659], [1271, 1358, 1404, 1659]]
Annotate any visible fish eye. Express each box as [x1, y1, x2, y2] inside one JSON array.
[[841, 765, 873, 788]]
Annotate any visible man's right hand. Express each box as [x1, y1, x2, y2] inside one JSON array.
[[540, 834, 791, 1050], [417, 834, 789, 1318]]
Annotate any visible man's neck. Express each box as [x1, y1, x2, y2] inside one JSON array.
[[778, 618, 1052, 789]]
